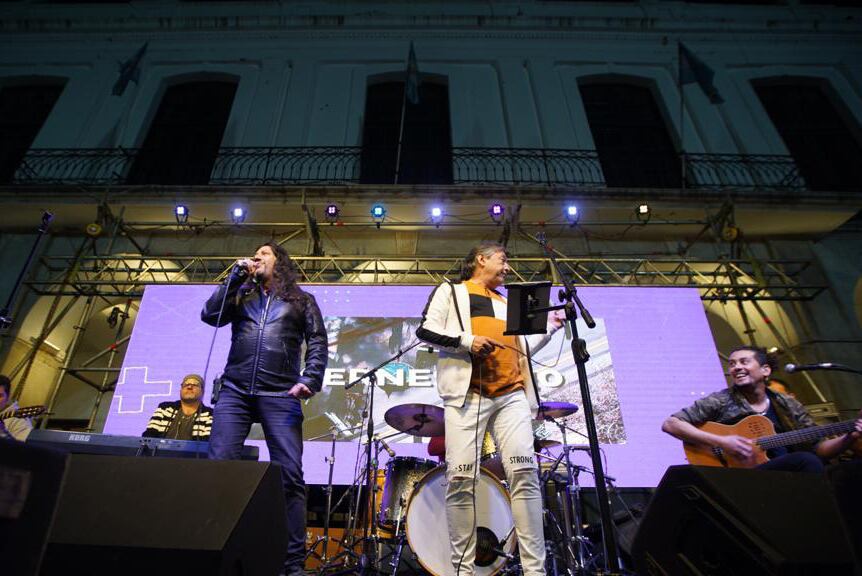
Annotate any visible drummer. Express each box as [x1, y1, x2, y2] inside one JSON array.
[[416, 241, 563, 576]]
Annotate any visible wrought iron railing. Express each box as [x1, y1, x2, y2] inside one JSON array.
[[8, 146, 805, 191]]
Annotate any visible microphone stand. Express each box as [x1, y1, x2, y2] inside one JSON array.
[[343, 339, 424, 576], [534, 233, 621, 573], [0, 210, 53, 330], [792, 364, 862, 376]]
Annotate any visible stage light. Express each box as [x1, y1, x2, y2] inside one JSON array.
[[488, 203, 505, 222], [565, 204, 579, 224], [231, 207, 246, 224], [636, 203, 651, 223], [430, 206, 443, 226], [325, 203, 340, 222], [174, 204, 189, 224], [370, 203, 386, 228]]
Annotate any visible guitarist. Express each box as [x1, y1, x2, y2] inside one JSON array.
[[0, 374, 33, 442], [662, 346, 862, 472]]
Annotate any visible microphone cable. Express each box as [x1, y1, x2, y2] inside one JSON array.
[[202, 268, 241, 405], [456, 360, 483, 576]]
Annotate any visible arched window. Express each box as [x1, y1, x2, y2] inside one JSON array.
[[360, 77, 452, 185], [753, 77, 862, 192], [578, 78, 681, 188], [128, 78, 238, 185], [0, 78, 66, 183]]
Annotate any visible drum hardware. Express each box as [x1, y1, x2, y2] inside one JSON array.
[[341, 340, 426, 576], [476, 526, 516, 566], [537, 408, 600, 576], [306, 425, 352, 568]]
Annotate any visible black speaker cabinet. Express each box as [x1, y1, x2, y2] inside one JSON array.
[[41, 455, 287, 576], [632, 465, 859, 576], [0, 440, 69, 576]]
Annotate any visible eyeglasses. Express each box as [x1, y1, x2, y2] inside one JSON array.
[[181, 382, 202, 389]]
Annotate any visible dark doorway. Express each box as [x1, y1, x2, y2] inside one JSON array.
[[754, 79, 862, 192], [0, 82, 65, 183], [128, 80, 237, 185], [579, 80, 681, 188], [360, 80, 453, 184]]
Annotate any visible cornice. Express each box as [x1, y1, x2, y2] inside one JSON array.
[[1, 9, 861, 42]]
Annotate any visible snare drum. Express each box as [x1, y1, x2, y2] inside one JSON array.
[[406, 465, 515, 576], [378, 456, 438, 528]]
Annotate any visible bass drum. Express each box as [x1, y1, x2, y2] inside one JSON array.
[[405, 465, 515, 576]]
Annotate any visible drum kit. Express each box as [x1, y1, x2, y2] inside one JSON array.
[[309, 399, 609, 576]]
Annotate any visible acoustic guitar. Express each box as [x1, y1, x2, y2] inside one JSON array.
[[683, 414, 858, 468], [0, 404, 47, 420]]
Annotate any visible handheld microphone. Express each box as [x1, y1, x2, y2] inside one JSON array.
[[232, 259, 251, 276], [785, 362, 844, 373]]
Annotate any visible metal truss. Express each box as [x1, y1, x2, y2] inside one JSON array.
[[28, 254, 825, 301]]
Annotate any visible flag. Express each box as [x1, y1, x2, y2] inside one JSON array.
[[678, 42, 724, 104], [113, 42, 148, 96], [405, 42, 421, 105]]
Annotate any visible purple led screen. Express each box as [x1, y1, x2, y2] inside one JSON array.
[[105, 284, 725, 487]]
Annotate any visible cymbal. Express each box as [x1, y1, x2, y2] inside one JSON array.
[[536, 401, 579, 420], [384, 403, 445, 437], [534, 438, 561, 450]]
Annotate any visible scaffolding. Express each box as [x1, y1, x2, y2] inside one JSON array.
[[28, 253, 825, 301], [0, 202, 834, 430]]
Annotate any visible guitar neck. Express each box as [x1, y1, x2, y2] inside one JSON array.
[[756, 419, 856, 450]]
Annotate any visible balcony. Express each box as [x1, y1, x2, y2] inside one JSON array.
[[6, 146, 806, 192]]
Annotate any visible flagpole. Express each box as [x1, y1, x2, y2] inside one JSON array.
[[393, 44, 414, 185], [393, 78, 409, 185], [678, 42, 686, 189]]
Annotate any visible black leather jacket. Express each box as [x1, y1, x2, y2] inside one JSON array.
[[201, 275, 328, 395]]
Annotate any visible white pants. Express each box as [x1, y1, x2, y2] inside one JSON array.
[[444, 390, 545, 576]]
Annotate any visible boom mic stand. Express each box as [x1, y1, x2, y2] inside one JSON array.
[[522, 233, 621, 573], [341, 339, 424, 576]]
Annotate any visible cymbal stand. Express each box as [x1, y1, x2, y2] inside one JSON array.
[[544, 419, 592, 574], [539, 464, 565, 576], [332, 340, 424, 576], [307, 426, 347, 568]]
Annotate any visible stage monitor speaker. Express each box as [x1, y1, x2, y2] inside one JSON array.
[[631, 465, 859, 576], [828, 459, 862, 566], [41, 454, 287, 576], [0, 440, 69, 576]]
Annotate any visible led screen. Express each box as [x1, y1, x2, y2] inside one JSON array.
[[106, 284, 725, 487]]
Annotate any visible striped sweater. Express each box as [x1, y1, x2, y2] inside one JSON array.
[[142, 401, 213, 441]]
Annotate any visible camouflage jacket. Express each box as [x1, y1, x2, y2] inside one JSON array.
[[672, 387, 817, 446]]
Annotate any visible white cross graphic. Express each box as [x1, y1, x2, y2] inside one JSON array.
[[114, 366, 173, 414]]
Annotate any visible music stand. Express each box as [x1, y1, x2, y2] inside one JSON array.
[[503, 281, 552, 336]]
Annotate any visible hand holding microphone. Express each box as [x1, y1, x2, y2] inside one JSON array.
[[232, 258, 255, 278]]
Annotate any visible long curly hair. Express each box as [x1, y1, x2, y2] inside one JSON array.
[[244, 242, 305, 301]]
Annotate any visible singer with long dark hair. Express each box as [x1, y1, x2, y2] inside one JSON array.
[[202, 242, 328, 576]]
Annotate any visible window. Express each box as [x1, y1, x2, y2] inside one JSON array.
[[360, 79, 453, 185], [579, 79, 681, 188], [128, 79, 237, 185], [754, 78, 862, 192], [0, 81, 65, 183]]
